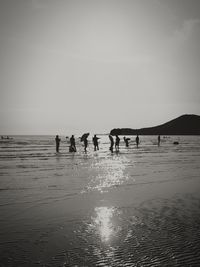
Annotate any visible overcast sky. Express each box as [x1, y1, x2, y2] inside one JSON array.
[[0, 0, 200, 135]]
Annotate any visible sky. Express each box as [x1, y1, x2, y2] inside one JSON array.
[[0, 0, 200, 135]]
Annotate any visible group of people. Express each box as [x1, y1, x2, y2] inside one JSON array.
[[55, 134, 159, 153], [108, 134, 141, 152], [55, 134, 100, 153]]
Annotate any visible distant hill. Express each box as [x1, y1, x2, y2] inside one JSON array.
[[110, 114, 200, 135]]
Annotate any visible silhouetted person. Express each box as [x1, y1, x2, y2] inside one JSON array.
[[115, 135, 120, 151], [136, 135, 139, 148], [124, 136, 130, 147], [93, 135, 99, 151], [80, 133, 89, 152], [158, 135, 161, 146], [69, 135, 76, 152], [55, 135, 61, 152], [109, 134, 114, 153], [84, 137, 88, 152]]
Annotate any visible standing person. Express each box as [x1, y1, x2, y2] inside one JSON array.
[[158, 135, 161, 146], [55, 135, 61, 152], [115, 135, 120, 151], [81, 133, 89, 152], [83, 137, 88, 152], [69, 135, 76, 152], [93, 135, 99, 151], [136, 134, 139, 148], [109, 134, 114, 153]]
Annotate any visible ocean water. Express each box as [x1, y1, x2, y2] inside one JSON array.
[[0, 135, 200, 266]]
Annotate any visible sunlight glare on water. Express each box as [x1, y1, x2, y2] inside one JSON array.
[[83, 155, 131, 193]]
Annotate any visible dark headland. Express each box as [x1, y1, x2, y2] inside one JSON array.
[[110, 114, 200, 135]]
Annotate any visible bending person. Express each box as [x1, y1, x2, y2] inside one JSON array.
[[124, 136, 130, 147]]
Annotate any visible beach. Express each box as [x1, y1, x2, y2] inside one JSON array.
[[0, 135, 200, 266]]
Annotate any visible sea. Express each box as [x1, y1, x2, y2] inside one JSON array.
[[0, 135, 200, 266]]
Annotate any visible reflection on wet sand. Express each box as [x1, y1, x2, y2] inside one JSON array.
[[73, 196, 200, 267], [1, 136, 200, 266], [91, 207, 118, 243]]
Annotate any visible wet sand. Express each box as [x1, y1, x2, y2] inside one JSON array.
[[0, 135, 200, 266]]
